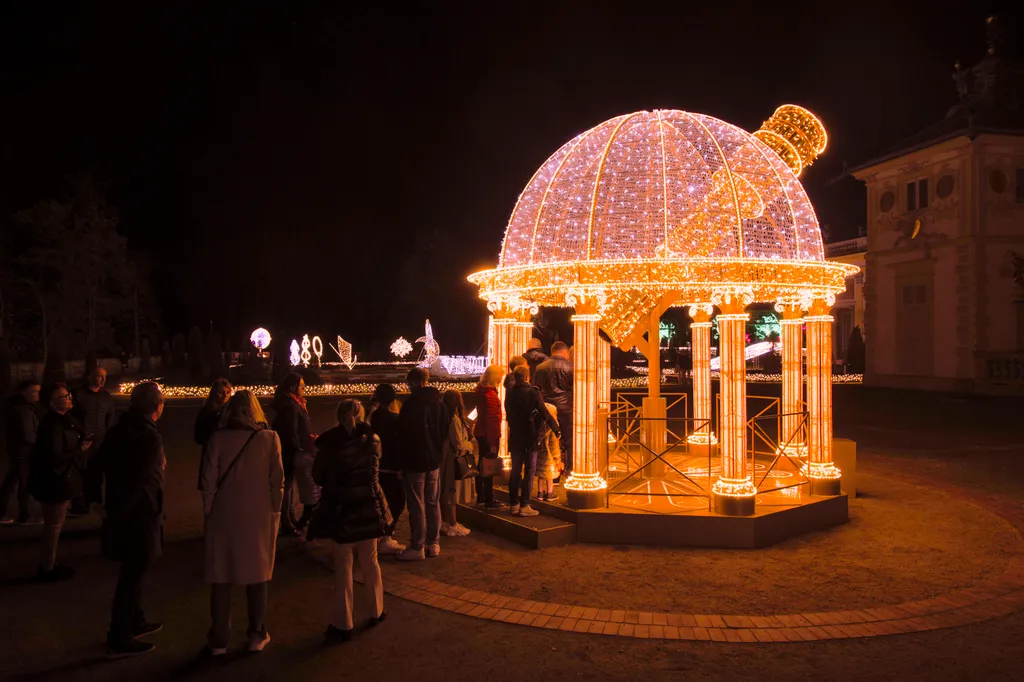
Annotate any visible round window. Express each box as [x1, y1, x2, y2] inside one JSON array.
[[990, 170, 1008, 193], [879, 191, 895, 212], [936, 174, 955, 198]]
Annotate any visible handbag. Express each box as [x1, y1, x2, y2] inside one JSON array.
[[454, 452, 479, 480], [480, 456, 504, 477]]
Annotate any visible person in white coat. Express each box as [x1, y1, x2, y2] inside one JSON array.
[[200, 390, 284, 656]]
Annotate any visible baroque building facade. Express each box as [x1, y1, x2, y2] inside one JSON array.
[[851, 18, 1024, 393]]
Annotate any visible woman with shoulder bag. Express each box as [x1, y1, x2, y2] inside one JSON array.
[[440, 390, 473, 537], [474, 365, 506, 510], [200, 390, 284, 656], [308, 399, 390, 644]]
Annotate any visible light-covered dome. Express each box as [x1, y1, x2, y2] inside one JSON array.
[[498, 110, 825, 268]]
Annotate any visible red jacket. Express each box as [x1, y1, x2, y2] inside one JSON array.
[[474, 385, 501, 443]]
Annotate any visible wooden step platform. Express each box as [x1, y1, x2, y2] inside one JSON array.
[[456, 500, 577, 550]]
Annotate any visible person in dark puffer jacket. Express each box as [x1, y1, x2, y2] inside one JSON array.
[[309, 399, 390, 644]]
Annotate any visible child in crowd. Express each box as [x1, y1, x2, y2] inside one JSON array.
[[535, 403, 563, 502]]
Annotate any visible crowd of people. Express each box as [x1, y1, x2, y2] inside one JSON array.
[[0, 337, 576, 660]]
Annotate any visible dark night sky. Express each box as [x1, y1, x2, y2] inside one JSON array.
[[1, 1, 1021, 357]]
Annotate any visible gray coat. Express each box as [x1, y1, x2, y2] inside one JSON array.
[[201, 428, 284, 585]]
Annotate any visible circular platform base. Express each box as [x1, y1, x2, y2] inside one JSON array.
[[809, 478, 841, 496], [713, 493, 755, 516], [566, 487, 605, 510]]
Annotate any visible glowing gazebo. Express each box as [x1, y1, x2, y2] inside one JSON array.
[[470, 107, 858, 515]]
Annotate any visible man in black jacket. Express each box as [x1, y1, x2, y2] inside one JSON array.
[[505, 365, 560, 517], [534, 341, 574, 476], [522, 338, 548, 377], [72, 366, 115, 515], [90, 381, 166, 658], [0, 380, 41, 525], [395, 368, 447, 561]]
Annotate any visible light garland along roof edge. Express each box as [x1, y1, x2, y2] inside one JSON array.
[[469, 106, 856, 346]]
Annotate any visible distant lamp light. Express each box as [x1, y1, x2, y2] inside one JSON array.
[[250, 327, 272, 352]]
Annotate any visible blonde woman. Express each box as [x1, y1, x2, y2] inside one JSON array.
[[201, 390, 284, 656], [474, 365, 505, 510], [309, 399, 390, 643]]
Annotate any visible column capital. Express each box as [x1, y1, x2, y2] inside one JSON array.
[[807, 298, 833, 317], [685, 302, 713, 322], [774, 301, 803, 319]]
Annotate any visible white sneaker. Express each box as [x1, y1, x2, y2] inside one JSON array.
[[518, 505, 539, 517], [248, 631, 270, 652], [396, 547, 425, 561], [378, 536, 406, 554], [441, 523, 460, 537], [452, 523, 471, 536], [0, 517, 14, 525], [426, 544, 441, 558], [509, 505, 520, 515]]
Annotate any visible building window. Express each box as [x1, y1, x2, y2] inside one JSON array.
[[906, 178, 928, 212]]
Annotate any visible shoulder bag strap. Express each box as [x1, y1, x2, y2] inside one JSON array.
[[210, 430, 259, 510]]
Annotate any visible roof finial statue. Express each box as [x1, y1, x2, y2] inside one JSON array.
[[952, 60, 972, 100], [985, 15, 1004, 56]]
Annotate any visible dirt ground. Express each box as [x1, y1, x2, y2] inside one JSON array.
[[2, 387, 1024, 681], [378, 470, 1024, 616]]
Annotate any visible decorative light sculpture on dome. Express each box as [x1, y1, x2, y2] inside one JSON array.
[[751, 104, 827, 177], [468, 107, 857, 514]]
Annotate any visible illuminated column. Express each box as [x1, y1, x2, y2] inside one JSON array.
[[777, 303, 807, 457], [686, 304, 716, 446], [491, 316, 514, 470], [563, 311, 607, 509], [711, 301, 756, 515], [598, 332, 611, 409], [643, 309, 666, 475], [512, 320, 533, 359], [803, 298, 842, 495]]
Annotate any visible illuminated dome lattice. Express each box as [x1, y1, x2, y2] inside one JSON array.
[[499, 110, 824, 269]]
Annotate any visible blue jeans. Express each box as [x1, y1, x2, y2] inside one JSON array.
[[402, 469, 440, 550], [508, 446, 538, 506]]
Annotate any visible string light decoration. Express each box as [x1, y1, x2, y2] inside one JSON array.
[[332, 336, 356, 369], [416, 319, 441, 369], [439, 355, 488, 376], [300, 335, 312, 368], [312, 336, 324, 365], [250, 328, 271, 352], [391, 337, 414, 359], [289, 340, 301, 367], [470, 108, 857, 513], [752, 105, 828, 177]]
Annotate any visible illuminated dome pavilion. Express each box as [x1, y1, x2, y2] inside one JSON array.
[[471, 107, 858, 518]]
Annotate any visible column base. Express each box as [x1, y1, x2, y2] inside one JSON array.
[[713, 493, 755, 516], [565, 487, 606, 510], [808, 478, 841, 496], [776, 442, 807, 458], [686, 432, 719, 446]]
